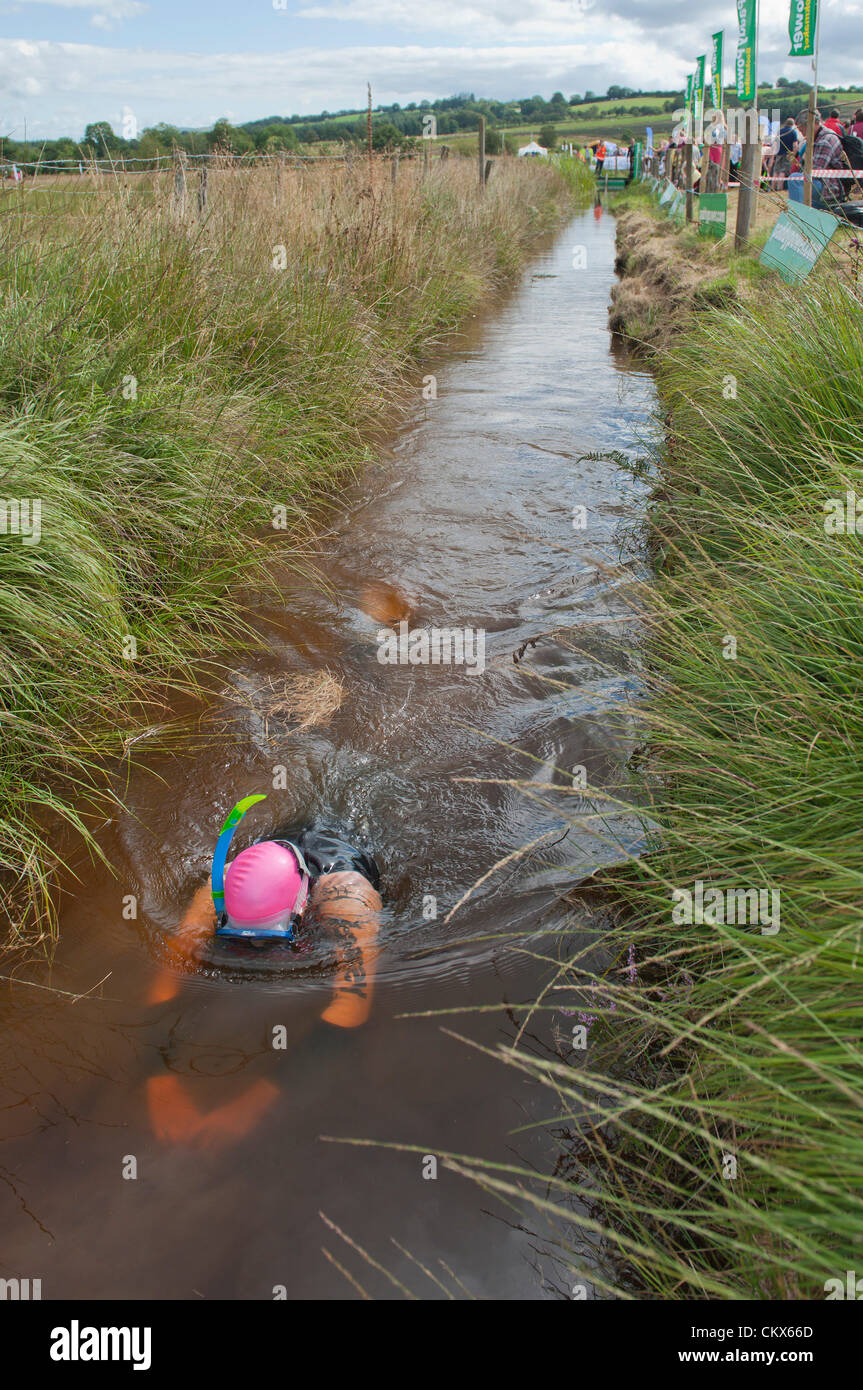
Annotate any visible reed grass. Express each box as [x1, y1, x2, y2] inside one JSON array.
[[438, 271, 863, 1299], [0, 154, 593, 949]]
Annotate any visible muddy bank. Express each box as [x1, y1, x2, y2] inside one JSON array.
[[608, 206, 746, 351]]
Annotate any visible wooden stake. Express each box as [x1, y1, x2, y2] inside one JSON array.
[[803, 90, 816, 208], [735, 137, 758, 250], [367, 83, 373, 171], [478, 116, 486, 189], [172, 147, 187, 218], [685, 142, 694, 222]]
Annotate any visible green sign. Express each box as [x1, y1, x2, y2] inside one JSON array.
[[698, 192, 727, 238], [711, 30, 724, 111], [789, 0, 817, 57], [632, 141, 642, 179], [685, 73, 694, 137], [759, 203, 837, 283], [736, 0, 757, 103]]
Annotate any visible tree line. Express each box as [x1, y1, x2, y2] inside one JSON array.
[[3, 79, 862, 171]]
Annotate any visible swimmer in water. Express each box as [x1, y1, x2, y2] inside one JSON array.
[[145, 795, 382, 1147]]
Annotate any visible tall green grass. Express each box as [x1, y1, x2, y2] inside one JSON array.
[[427, 273, 863, 1299], [0, 155, 592, 948]]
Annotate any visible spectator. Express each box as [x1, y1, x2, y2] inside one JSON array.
[[851, 108, 863, 139], [824, 108, 844, 138], [729, 137, 743, 183], [595, 141, 607, 174], [773, 117, 800, 191], [790, 109, 844, 209]]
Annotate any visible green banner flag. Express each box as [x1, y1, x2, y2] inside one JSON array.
[[789, 0, 817, 57], [695, 54, 707, 127], [711, 31, 724, 111], [736, 0, 757, 103], [685, 72, 694, 139]]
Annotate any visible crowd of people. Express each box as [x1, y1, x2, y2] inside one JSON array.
[[654, 105, 863, 216]]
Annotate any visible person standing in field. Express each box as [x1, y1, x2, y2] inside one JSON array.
[[773, 118, 801, 191], [595, 141, 607, 175], [824, 108, 844, 138], [791, 109, 844, 209]]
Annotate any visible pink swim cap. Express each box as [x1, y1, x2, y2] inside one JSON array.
[[223, 841, 308, 931]]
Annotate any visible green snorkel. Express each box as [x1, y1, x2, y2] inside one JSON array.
[[211, 794, 268, 914]]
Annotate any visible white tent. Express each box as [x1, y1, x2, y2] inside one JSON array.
[[517, 140, 548, 157]]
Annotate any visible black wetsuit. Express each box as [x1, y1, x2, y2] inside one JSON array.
[[268, 824, 380, 891]]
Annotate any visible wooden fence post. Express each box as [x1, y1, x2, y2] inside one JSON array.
[[478, 116, 486, 189], [274, 150, 285, 208], [803, 91, 816, 208], [685, 142, 694, 222], [172, 148, 187, 218], [391, 154, 399, 185], [700, 143, 710, 196], [735, 136, 758, 250], [198, 162, 208, 216]]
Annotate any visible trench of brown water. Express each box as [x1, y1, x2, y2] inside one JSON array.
[[0, 204, 655, 1300]]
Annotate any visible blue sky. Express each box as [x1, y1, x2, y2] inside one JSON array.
[[1, 0, 861, 140]]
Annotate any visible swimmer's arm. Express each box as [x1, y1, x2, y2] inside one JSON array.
[[145, 883, 216, 1005], [312, 871, 382, 1029]]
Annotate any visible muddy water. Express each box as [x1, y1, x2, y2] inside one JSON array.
[[0, 206, 655, 1300]]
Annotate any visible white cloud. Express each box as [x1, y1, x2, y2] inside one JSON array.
[[10, 0, 148, 28], [296, 0, 600, 39], [3, 1, 863, 139], [0, 37, 673, 137]]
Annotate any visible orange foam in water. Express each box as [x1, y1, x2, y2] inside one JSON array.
[[146, 1075, 279, 1149], [357, 581, 413, 627]]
